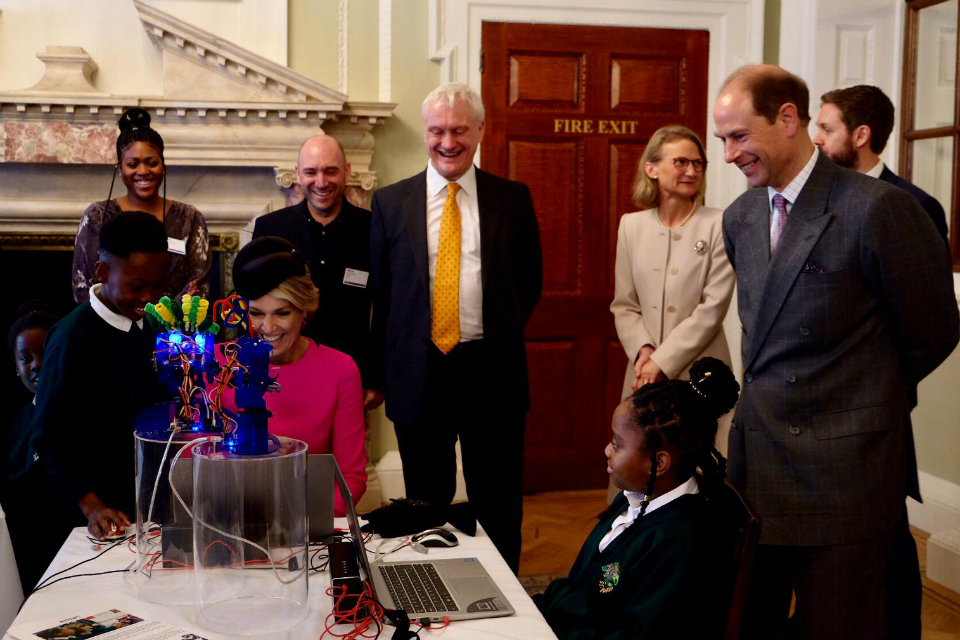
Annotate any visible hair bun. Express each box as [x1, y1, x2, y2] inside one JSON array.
[[688, 357, 740, 420], [16, 299, 54, 318], [118, 107, 152, 132], [233, 236, 308, 300]]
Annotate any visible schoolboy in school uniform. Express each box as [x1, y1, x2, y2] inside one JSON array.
[[536, 357, 740, 639], [33, 212, 169, 540]]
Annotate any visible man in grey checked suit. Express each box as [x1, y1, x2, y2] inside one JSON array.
[[714, 65, 959, 639]]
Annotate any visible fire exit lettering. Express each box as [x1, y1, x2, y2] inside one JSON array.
[[553, 119, 638, 135]]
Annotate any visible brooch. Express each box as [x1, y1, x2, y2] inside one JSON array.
[[599, 562, 620, 594], [694, 240, 707, 255]]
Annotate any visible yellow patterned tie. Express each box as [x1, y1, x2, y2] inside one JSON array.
[[432, 182, 462, 354]]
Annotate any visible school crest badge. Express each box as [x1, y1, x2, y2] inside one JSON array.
[[599, 562, 620, 593]]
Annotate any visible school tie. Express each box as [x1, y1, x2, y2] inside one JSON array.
[[771, 194, 790, 253], [432, 182, 461, 354]]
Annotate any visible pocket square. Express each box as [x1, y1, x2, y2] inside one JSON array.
[[801, 261, 824, 274]]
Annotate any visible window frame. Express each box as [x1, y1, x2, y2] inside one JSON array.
[[900, 0, 960, 268]]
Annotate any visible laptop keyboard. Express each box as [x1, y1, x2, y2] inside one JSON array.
[[379, 563, 459, 613]]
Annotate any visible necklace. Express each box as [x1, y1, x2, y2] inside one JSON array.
[[656, 202, 698, 229]]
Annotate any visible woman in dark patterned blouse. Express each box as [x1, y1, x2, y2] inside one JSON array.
[[72, 107, 211, 303]]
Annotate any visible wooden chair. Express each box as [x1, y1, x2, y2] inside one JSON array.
[[718, 480, 761, 640]]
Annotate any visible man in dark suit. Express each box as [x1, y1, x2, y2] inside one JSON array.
[[254, 135, 383, 410], [815, 83, 952, 639], [370, 83, 542, 573], [714, 65, 958, 639], [814, 84, 950, 244]]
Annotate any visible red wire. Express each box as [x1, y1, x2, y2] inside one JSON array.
[[412, 617, 451, 630], [320, 583, 384, 639]]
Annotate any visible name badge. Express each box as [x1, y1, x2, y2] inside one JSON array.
[[167, 237, 187, 255], [343, 268, 369, 289]]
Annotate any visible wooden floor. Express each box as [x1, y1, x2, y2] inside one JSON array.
[[519, 490, 960, 638]]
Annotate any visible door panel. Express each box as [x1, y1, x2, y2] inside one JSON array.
[[508, 139, 582, 292], [482, 21, 709, 491]]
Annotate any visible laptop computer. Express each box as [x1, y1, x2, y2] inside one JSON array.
[[332, 463, 515, 622]]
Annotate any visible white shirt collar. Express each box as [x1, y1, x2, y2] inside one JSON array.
[[89, 283, 144, 332], [768, 146, 819, 210], [623, 474, 700, 519], [598, 476, 700, 552], [864, 159, 885, 179], [426, 162, 477, 199]]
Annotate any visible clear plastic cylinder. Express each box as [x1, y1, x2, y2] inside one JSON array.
[[192, 437, 309, 636], [135, 430, 209, 604]]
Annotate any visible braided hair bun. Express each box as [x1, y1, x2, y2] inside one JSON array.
[[688, 356, 740, 420], [114, 107, 164, 162], [118, 107, 152, 132]]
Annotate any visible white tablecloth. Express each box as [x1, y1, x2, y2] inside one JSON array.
[[0, 506, 24, 635], [5, 521, 557, 640]]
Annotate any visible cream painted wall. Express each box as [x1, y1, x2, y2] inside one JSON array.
[[288, 0, 340, 93], [764, 0, 781, 64], [0, 0, 162, 95], [916, 347, 960, 486]]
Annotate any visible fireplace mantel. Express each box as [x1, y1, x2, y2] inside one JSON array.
[[0, 0, 396, 236]]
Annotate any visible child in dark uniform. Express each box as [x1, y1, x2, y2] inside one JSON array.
[[3, 301, 61, 592], [536, 357, 740, 639], [33, 212, 168, 541]]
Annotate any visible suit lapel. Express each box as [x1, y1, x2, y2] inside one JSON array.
[[743, 154, 836, 370], [476, 168, 501, 289], [736, 189, 774, 289], [403, 171, 430, 294]]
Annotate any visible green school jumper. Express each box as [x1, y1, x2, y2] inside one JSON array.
[[537, 491, 732, 639]]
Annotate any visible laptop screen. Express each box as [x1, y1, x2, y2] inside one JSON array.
[[332, 461, 375, 596]]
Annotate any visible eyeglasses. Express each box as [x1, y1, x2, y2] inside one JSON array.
[[670, 157, 707, 172]]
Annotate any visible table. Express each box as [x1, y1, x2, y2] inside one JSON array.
[[0, 508, 23, 634], [5, 521, 557, 640]]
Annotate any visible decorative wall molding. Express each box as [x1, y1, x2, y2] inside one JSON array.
[[835, 25, 875, 86], [135, 0, 345, 105], [379, 0, 392, 102], [907, 471, 960, 535], [338, 0, 349, 94], [779, 0, 819, 82], [0, 1, 396, 236], [905, 472, 960, 594], [6, 46, 108, 98], [428, 0, 455, 81], [782, 0, 905, 170]]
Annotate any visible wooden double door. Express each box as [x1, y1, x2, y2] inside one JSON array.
[[480, 22, 709, 491]]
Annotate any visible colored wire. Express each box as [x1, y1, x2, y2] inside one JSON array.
[[144, 425, 181, 533], [167, 436, 303, 586]]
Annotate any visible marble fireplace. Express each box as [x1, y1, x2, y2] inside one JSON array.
[[0, 0, 395, 319]]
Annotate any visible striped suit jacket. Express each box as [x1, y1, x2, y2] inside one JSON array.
[[722, 153, 959, 546]]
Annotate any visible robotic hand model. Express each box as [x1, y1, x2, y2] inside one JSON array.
[[136, 293, 279, 455]]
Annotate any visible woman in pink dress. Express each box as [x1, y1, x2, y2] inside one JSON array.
[[222, 236, 366, 515]]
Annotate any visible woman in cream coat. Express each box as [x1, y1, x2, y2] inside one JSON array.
[[611, 125, 735, 450]]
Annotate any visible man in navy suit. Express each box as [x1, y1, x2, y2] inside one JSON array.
[[716, 65, 958, 639], [814, 85, 950, 245], [370, 83, 542, 572], [813, 84, 953, 639]]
